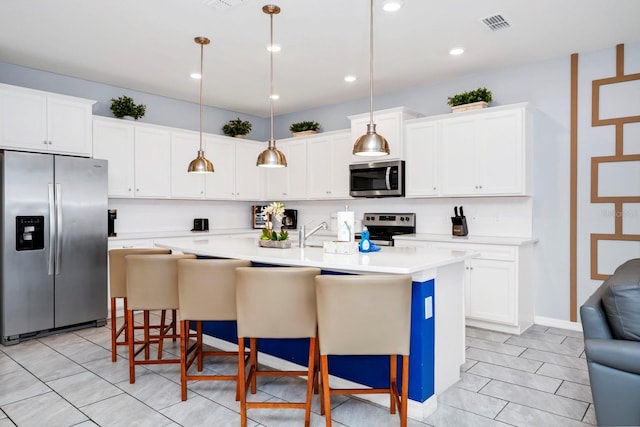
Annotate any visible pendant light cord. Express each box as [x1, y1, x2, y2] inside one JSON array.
[[199, 41, 204, 152], [368, 0, 374, 127], [269, 11, 275, 147]]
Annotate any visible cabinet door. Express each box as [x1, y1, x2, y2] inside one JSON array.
[[234, 142, 264, 200], [329, 132, 353, 198], [465, 259, 517, 325], [92, 119, 135, 198], [307, 136, 333, 199], [47, 96, 93, 156], [440, 117, 477, 195], [0, 88, 48, 151], [476, 109, 524, 195], [351, 113, 402, 162], [405, 120, 440, 197], [265, 139, 291, 200], [170, 131, 205, 199], [134, 126, 171, 198], [204, 135, 236, 199], [265, 137, 307, 200]]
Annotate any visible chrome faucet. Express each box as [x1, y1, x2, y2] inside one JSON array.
[[298, 221, 328, 248]]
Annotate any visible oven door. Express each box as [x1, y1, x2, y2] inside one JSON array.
[[349, 160, 404, 197]]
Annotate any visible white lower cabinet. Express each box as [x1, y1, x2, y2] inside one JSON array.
[[464, 258, 516, 325], [394, 238, 533, 334]]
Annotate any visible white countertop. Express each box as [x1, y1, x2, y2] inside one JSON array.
[[154, 236, 476, 276], [109, 228, 338, 241], [393, 233, 537, 246]]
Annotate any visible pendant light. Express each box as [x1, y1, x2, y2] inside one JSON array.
[[256, 4, 287, 168], [352, 0, 390, 157], [188, 37, 215, 173]]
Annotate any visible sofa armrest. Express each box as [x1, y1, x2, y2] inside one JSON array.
[[585, 338, 640, 375], [580, 290, 613, 340]]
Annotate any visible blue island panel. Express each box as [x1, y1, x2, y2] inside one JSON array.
[[200, 269, 436, 403]]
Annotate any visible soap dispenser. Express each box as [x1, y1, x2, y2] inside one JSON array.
[[359, 226, 371, 252]]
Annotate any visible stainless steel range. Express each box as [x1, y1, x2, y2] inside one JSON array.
[[355, 213, 416, 246]]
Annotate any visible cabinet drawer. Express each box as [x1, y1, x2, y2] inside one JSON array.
[[108, 239, 154, 250], [429, 242, 516, 261]]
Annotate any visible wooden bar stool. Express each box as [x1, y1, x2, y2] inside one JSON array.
[[235, 267, 321, 427], [125, 253, 195, 383], [108, 248, 171, 362], [315, 274, 413, 427], [177, 258, 251, 401]]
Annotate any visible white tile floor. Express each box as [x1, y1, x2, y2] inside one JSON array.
[[0, 316, 595, 427]]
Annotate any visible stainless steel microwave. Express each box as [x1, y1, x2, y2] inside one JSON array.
[[349, 160, 405, 198]]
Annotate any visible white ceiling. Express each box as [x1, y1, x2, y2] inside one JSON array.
[[1, 0, 639, 117]]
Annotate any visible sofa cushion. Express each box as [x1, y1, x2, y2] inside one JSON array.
[[602, 259, 640, 341]]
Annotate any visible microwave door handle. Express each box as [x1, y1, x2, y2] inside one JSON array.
[[385, 167, 391, 190]]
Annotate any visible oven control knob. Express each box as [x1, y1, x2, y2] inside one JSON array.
[[400, 217, 405, 221]]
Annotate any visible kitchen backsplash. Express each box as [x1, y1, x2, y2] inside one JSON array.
[[109, 197, 532, 238]]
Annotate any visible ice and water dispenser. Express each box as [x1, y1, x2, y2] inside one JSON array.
[[16, 216, 45, 251]]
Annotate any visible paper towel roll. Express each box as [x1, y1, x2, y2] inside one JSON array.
[[336, 211, 355, 241]]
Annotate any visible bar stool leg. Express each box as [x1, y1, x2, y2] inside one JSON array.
[[320, 354, 331, 426], [249, 338, 257, 395], [127, 309, 136, 384], [110, 297, 118, 362], [197, 321, 203, 371], [238, 337, 248, 427], [180, 319, 189, 401], [401, 355, 409, 427], [304, 337, 317, 427]]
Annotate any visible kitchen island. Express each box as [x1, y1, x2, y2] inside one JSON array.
[[155, 235, 476, 420]]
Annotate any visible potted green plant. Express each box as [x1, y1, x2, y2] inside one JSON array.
[[222, 117, 252, 138], [258, 202, 290, 248], [289, 121, 320, 137], [447, 87, 492, 112], [110, 95, 146, 120]]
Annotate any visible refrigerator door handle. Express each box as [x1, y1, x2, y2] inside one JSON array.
[[48, 183, 55, 275], [55, 183, 62, 275]]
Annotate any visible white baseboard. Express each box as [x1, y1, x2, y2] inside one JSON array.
[[533, 316, 583, 332], [200, 334, 438, 421]]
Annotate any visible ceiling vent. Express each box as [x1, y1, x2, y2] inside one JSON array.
[[481, 14, 510, 31], [201, 0, 245, 10]]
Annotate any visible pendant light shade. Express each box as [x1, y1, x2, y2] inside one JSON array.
[[257, 4, 287, 168], [188, 36, 214, 174], [353, 0, 390, 157]]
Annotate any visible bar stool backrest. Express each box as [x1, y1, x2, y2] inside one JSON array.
[[109, 248, 171, 298], [178, 258, 251, 321], [125, 254, 195, 310], [236, 267, 320, 339], [315, 275, 413, 356]]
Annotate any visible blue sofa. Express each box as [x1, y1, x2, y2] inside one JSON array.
[[580, 258, 640, 426]]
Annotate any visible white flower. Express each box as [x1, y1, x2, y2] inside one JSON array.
[[263, 201, 285, 222]]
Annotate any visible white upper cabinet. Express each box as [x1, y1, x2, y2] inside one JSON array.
[[170, 130, 205, 199], [92, 118, 135, 197], [133, 125, 171, 198], [265, 137, 308, 200], [234, 141, 265, 201], [0, 83, 94, 156], [307, 130, 352, 199], [404, 119, 440, 197], [204, 135, 236, 200], [349, 107, 419, 162], [440, 104, 531, 196]]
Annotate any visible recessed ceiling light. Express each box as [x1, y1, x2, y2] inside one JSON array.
[[344, 75, 357, 82], [382, 0, 404, 12], [270, 94, 280, 100], [449, 47, 464, 56], [190, 72, 202, 79], [267, 44, 281, 52]]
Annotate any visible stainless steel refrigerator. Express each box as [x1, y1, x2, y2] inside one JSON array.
[[1, 150, 108, 345]]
